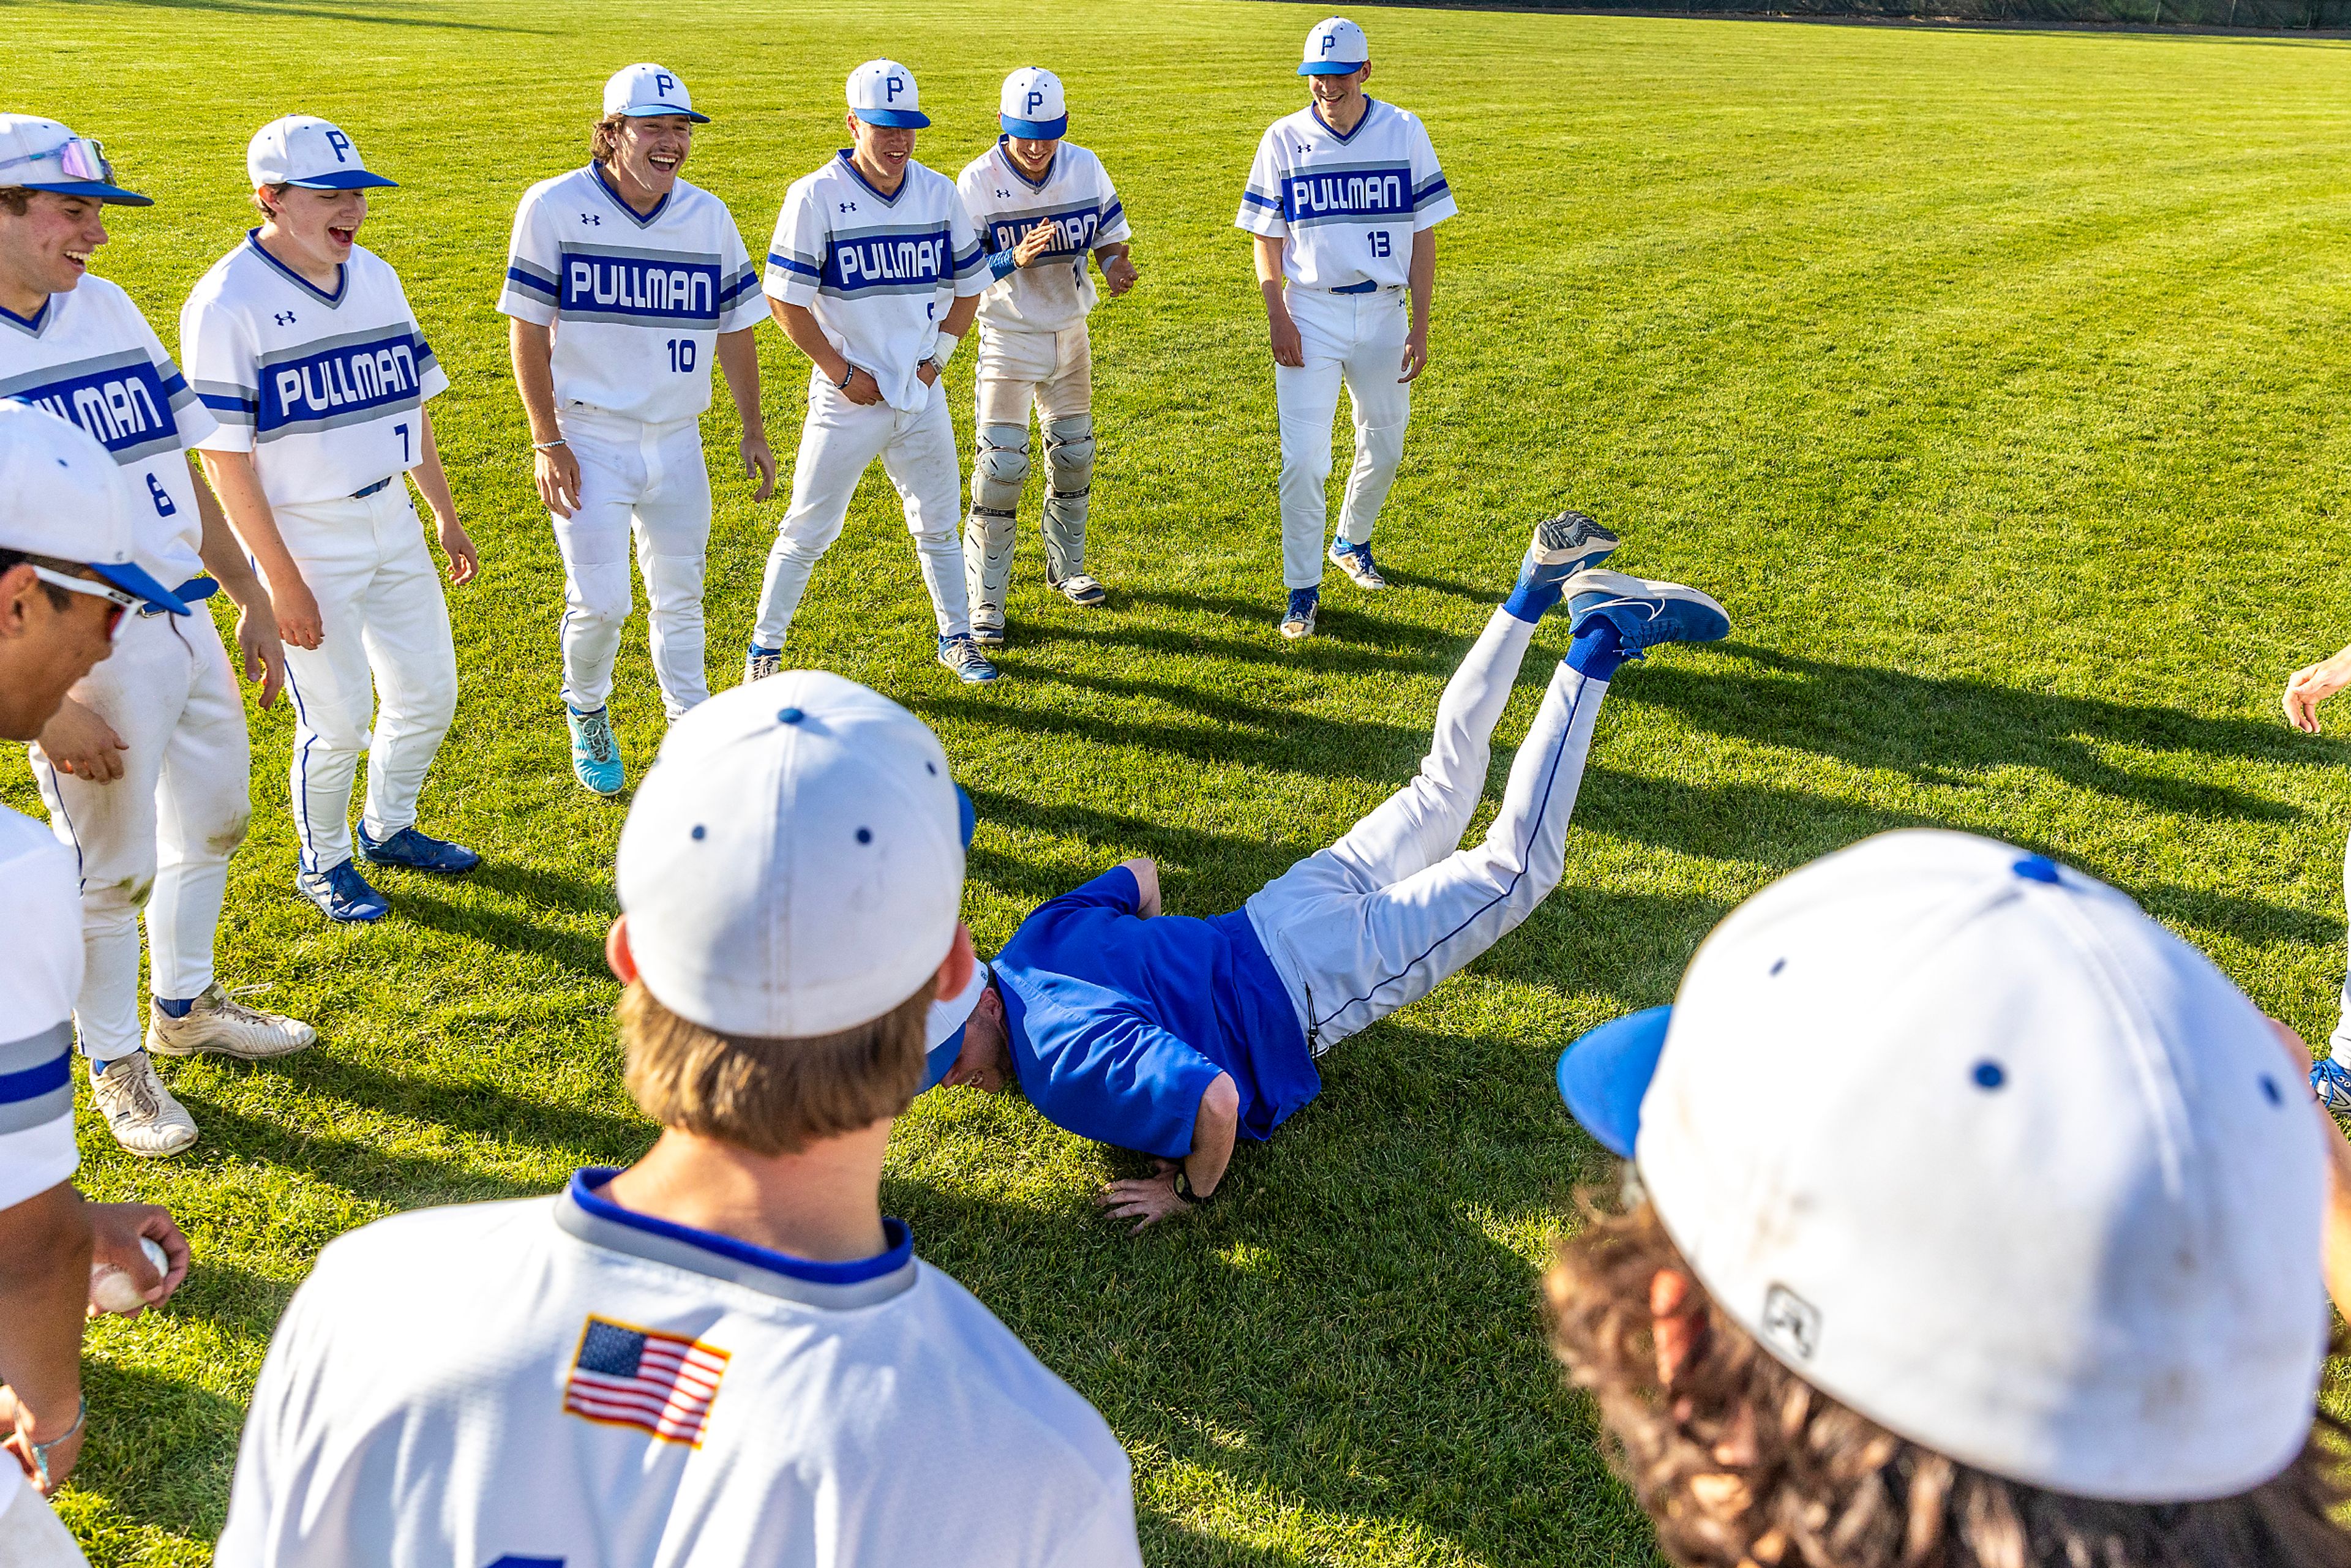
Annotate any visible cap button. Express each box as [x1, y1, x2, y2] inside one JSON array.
[[778, 707, 803, 725], [2011, 855, 2061, 885]]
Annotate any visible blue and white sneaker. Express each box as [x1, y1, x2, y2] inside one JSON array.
[[1329, 540, 1387, 590], [2311, 1057, 2351, 1114], [1280, 587, 1319, 640], [358, 823, 482, 874], [567, 706, 623, 797], [744, 645, 784, 684], [1565, 570, 1730, 656], [296, 860, 390, 923], [1521, 509, 1621, 595], [938, 634, 1000, 683]]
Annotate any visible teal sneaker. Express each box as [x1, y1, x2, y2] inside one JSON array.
[[568, 706, 624, 797]]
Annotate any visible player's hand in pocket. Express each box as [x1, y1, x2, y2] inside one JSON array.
[[37, 696, 126, 783], [841, 367, 885, 407], [534, 441, 582, 520], [741, 432, 778, 502], [436, 514, 479, 587]]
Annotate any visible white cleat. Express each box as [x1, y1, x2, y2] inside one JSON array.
[[970, 603, 1007, 647], [91, 1052, 199, 1158], [146, 981, 318, 1061]]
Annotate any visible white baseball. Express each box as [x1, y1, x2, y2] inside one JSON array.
[[89, 1237, 169, 1315]]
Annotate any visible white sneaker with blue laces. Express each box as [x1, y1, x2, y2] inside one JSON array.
[[938, 634, 999, 683], [744, 645, 784, 684], [2311, 1057, 2351, 1114], [1329, 541, 1386, 590]]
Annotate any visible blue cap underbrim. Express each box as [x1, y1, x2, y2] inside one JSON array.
[[955, 784, 975, 849], [1299, 59, 1368, 75], [999, 114, 1068, 140], [921, 1023, 967, 1093], [620, 103, 711, 123], [89, 559, 189, 615], [285, 170, 399, 190], [853, 108, 930, 129], [1555, 1005, 1671, 1160], [25, 178, 152, 208]]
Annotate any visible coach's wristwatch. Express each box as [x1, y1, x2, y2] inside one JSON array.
[[1171, 1168, 1214, 1206]]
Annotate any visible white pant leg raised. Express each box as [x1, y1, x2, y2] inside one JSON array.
[[1334, 291, 1412, 550], [148, 618, 252, 1005], [351, 489, 457, 842], [629, 417, 713, 716], [880, 383, 973, 638], [1273, 288, 1351, 591], [550, 410, 647, 716], [752, 377, 899, 650]]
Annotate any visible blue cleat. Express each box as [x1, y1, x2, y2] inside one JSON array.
[[2312, 1057, 2351, 1114], [937, 634, 1000, 683], [1280, 587, 1319, 640], [744, 645, 784, 684], [296, 860, 390, 923], [1565, 570, 1730, 657], [567, 706, 624, 797], [358, 823, 482, 874], [1329, 539, 1387, 590]]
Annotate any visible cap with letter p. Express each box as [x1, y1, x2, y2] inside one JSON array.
[[847, 59, 928, 129], [0, 401, 189, 614], [0, 116, 148, 207], [603, 62, 710, 124], [615, 672, 972, 1039], [247, 116, 396, 192], [1300, 16, 1370, 75], [1554, 828, 2329, 1504], [999, 67, 1067, 140]]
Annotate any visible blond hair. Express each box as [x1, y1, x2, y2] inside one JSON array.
[[590, 112, 629, 170]]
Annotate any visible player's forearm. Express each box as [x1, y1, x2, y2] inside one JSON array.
[[506, 318, 564, 446], [1253, 234, 1287, 297], [1408, 229, 1436, 333], [0, 1185, 91, 1435], [716, 328, 767, 440], [774, 300, 849, 383], [1093, 241, 1130, 269], [194, 449, 304, 589], [406, 407, 458, 523], [189, 467, 269, 608], [940, 292, 981, 338], [1183, 1074, 1240, 1199]]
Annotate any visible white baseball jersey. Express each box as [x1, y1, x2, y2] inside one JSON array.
[[181, 234, 449, 509], [954, 140, 1132, 336], [763, 153, 988, 413], [217, 1171, 1144, 1568], [1235, 99, 1456, 292], [0, 276, 212, 585], [498, 166, 767, 426], [0, 803, 79, 1218]]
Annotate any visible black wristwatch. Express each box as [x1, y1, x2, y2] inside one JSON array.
[[1171, 1168, 1213, 1206]]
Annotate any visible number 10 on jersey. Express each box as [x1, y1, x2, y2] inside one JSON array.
[[666, 338, 697, 373]]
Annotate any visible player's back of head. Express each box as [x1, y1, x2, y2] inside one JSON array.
[[1547, 829, 2350, 1568]]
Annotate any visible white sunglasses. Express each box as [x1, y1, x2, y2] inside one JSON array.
[[28, 564, 137, 636]]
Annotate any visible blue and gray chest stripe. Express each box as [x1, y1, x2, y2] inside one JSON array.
[[0, 1020, 73, 1134], [198, 324, 437, 439], [0, 348, 195, 466]]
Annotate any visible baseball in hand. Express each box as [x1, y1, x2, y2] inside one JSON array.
[[89, 1237, 168, 1315]]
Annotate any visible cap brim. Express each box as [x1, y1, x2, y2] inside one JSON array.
[[999, 114, 1068, 139], [1299, 59, 1368, 74], [25, 179, 152, 207], [1555, 1005, 1671, 1160], [285, 171, 399, 190], [853, 108, 930, 128], [921, 1024, 966, 1093], [620, 103, 711, 123], [88, 560, 189, 615], [955, 784, 975, 849]]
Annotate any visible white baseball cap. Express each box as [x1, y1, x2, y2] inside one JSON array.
[[0, 116, 148, 206], [246, 116, 396, 192], [999, 67, 1067, 140], [1555, 829, 2328, 1502], [1300, 17, 1370, 75], [847, 59, 928, 129], [602, 62, 709, 124], [615, 672, 973, 1038], [0, 401, 188, 613]]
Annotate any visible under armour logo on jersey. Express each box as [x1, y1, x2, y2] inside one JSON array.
[[996, 188, 1013, 199], [273, 310, 298, 326], [839, 201, 857, 213], [580, 212, 601, 226]]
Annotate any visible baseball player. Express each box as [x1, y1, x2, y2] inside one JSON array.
[[500, 64, 774, 797], [183, 116, 481, 925], [748, 59, 998, 686], [217, 675, 1142, 1568], [2278, 640, 2351, 1112], [930, 512, 1730, 1228], [1550, 831, 2351, 1566], [0, 403, 193, 1567], [1237, 16, 1454, 640], [0, 115, 313, 1160], [954, 67, 1137, 646]]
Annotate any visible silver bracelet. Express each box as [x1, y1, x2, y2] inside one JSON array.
[[531, 438, 568, 452], [30, 1395, 86, 1491]]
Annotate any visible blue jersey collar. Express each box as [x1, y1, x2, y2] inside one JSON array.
[[0, 294, 53, 337], [1311, 96, 1381, 144], [835, 148, 910, 207], [591, 162, 672, 227], [996, 137, 1057, 192], [558, 1168, 918, 1308], [244, 229, 346, 309]]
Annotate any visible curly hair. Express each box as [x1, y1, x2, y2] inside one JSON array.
[[1543, 1198, 2351, 1568], [590, 112, 628, 170]]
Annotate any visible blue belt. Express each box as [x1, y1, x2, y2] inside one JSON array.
[[138, 576, 220, 618], [1330, 279, 1382, 295], [352, 476, 393, 499]]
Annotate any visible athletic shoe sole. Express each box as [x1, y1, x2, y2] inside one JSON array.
[[1528, 511, 1621, 571], [1565, 570, 1731, 648]]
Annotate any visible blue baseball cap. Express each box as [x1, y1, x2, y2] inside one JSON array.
[[848, 59, 929, 129], [603, 63, 710, 124], [0, 117, 149, 206], [248, 117, 397, 192], [999, 67, 1068, 140], [1300, 17, 1370, 75]]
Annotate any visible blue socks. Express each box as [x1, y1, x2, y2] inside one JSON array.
[[154, 996, 194, 1019], [1565, 621, 1625, 682], [1503, 574, 1562, 625]]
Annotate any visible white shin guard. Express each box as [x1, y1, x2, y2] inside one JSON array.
[[966, 423, 1030, 610], [1041, 414, 1095, 585]]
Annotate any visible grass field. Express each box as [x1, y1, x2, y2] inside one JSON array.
[[11, 0, 2351, 1562]]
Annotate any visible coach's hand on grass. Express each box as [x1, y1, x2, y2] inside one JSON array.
[[435, 513, 480, 588], [741, 431, 778, 503], [37, 697, 126, 784], [1098, 1161, 1191, 1233], [2283, 647, 2351, 732], [534, 440, 583, 520], [84, 1202, 189, 1321]]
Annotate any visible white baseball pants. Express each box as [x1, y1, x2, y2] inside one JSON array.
[[1275, 284, 1413, 590], [973, 322, 1093, 427], [0, 1479, 88, 1568], [751, 373, 970, 650], [30, 609, 250, 1064], [1245, 607, 1604, 1050], [552, 407, 712, 719], [275, 484, 457, 876]]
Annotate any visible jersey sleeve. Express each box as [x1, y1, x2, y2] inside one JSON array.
[[1408, 116, 1457, 230], [0, 835, 80, 1217], [948, 189, 988, 299], [389, 270, 451, 404], [716, 212, 767, 334], [762, 183, 827, 309], [1093, 158, 1132, 247], [1044, 865, 1142, 916], [497, 187, 562, 326], [1235, 129, 1287, 238], [176, 284, 252, 454], [1032, 1008, 1226, 1161]]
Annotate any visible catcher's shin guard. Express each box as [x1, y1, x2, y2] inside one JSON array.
[[965, 422, 1030, 611], [1041, 413, 1095, 585]]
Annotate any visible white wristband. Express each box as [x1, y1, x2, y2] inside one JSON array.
[[928, 330, 961, 370]]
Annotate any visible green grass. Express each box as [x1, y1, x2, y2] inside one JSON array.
[[10, 0, 2351, 1561]]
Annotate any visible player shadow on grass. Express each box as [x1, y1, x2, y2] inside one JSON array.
[[108, 0, 549, 31], [375, 860, 617, 977], [59, 1359, 245, 1541]]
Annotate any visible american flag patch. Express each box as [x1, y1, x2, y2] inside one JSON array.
[[563, 1316, 730, 1447]]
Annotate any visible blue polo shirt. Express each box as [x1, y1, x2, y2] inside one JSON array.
[[992, 866, 1317, 1160]]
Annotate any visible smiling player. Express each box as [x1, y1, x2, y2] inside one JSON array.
[[182, 116, 480, 925], [747, 59, 997, 685], [501, 65, 774, 797], [954, 67, 1136, 647], [1237, 16, 1455, 639]]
